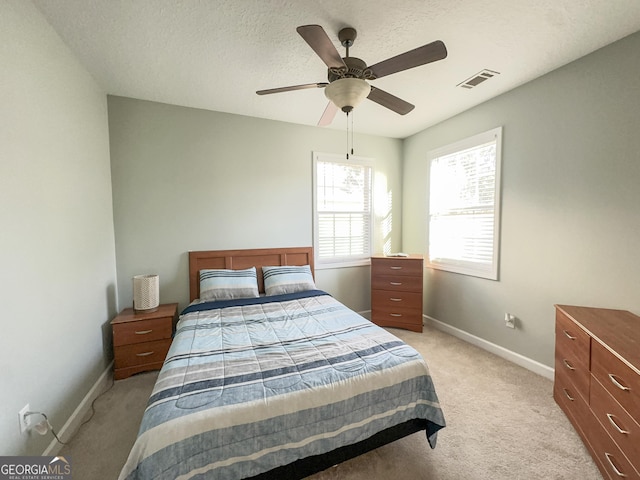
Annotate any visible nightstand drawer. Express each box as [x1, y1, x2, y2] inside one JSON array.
[[113, 317, 173, 347], [114, 339, 171, 369], [371, 275, 422, 293], [371, 258, 423, 277]]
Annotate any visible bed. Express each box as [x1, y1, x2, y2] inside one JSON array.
[[119, 247, 445, 480]]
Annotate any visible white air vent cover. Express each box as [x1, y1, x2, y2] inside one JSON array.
[[458, 69, 500, 89]]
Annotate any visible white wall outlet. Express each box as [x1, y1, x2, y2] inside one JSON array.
[[18, 404, 31, 434], [505, 313, 516, 329]]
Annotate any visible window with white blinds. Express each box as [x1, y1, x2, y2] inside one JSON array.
[[313, 152, 373, 268], [427, 127, 502, 280]]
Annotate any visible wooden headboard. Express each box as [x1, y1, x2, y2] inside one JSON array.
[[188, 247, 314, 301]]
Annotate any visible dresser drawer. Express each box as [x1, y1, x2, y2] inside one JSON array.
[[371, 275, 422, 293], [555, 310, 590, 371], [113, 316, 173, 347], [591, 375, 640, 470], [371, 311, 422, 331], [372, 290, 421, 310], [592, 340, 640, 423], [555, 347, 590, 402], [114, 339, 171, 369], [585, 408, 640, 480], [371, 257, 423, 277], [554, 365, 591, 431]]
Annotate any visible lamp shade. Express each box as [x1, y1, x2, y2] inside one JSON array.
[[133, 274, 159, 312], [324, 78, 371, 113]]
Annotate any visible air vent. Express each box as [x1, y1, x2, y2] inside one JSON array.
[[458, 69, 500, 89]]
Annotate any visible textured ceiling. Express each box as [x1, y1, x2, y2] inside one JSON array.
[[33, 0, 640, 138]]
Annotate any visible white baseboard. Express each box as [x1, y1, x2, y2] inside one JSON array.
[[43, 361, 114, 456], [424, 315, 554, 380]]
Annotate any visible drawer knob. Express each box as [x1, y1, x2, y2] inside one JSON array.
[[562, 359, 575, 371], [562, 388, 574, 401], [608, 374, 631, 392], [135, 329, 153, 335], [606, 413, 630, 435], [604, 453, 628, 478], [562, 330, 576, 340], [390, 266, 403, 270], [136, 351, 155, 357], [390, 282, 402, 286], [390, 298, 403, 302], [390, 313, 402, 317]]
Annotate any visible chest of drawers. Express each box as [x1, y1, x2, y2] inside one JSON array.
[[554, 305, 640, 480], [371, 255, 423, 332], [111, 303, 178, 380]]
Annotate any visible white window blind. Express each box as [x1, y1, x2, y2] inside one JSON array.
[[428, 127, 502, 280], [313, 152, 373, 268]]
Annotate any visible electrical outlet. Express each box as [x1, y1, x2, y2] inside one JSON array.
[[18, 404, 31, 434], [505, 313, 516, 329]]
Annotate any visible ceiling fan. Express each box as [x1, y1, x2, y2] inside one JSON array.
[[256, 25, 447, 126]]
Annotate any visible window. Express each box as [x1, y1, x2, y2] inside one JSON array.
[[427, 127, 502, 280], [313, 152, 373, 268]]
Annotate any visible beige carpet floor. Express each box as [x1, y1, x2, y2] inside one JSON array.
[[60, 324, 601, 479]]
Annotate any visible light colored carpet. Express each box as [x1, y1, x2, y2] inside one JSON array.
[[60, 324, 601, 479]]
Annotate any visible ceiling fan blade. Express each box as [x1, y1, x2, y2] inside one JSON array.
[[369, 40, 447, 79], [367, 87, 415, 115], [318, 102, 339, 126], [297, 25, 347, 70], [256, 82, 328, 95]]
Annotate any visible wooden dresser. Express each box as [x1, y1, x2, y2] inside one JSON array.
[[554, 305, 640, 480], [371, 255, 423, 332], [111, 303, 178, 380]]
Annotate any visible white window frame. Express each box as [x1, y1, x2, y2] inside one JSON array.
[[312, 152, 374, 269], [427, 127, 502, 280]]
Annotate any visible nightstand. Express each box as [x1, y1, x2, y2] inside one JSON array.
[[111, 303, 178, 380]]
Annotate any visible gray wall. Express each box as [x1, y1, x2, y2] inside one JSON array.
[[0, 1, 117, 455], [402, 31, 640, 367], [107, 96, 404, 313]]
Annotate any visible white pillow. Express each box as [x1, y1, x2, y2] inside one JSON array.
[[262, 265, 315, 296], [199, 267, 260, 301]]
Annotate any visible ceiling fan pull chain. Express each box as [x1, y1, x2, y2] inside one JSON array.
[[346, 111, 350, 159], [351, 110, 355, 157]]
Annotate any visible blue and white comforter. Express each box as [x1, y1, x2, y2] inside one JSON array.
[[119, 290, 445, 480]]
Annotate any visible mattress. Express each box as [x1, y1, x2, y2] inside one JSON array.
[[119, 290, 445, 480]]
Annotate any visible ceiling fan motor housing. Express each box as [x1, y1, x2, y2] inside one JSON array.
[[328, 56, 372, 82]]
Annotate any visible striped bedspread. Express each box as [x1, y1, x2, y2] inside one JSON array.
[[119, 290, 445, 480]]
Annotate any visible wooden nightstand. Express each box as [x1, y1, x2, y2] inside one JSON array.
[[111, 303, 178, 380]]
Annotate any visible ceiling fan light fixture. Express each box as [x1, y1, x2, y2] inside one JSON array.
[[324, 78, 371, 113]]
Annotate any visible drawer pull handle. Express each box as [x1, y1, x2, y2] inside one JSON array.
[[135, 330, 153, 335], [562, 359, 575, 371], [608, 374, 631, 392], [390, 298, 403, 302], [562, 330, 576, 340], [604, 453, 627, 478], [390, 282, 402, 286], [562, 388, 574, 401], [390, 314, 402, 317], [390, 266, 403, 270], [606, 414, 630, 435], [136, 351, 154, 357]]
